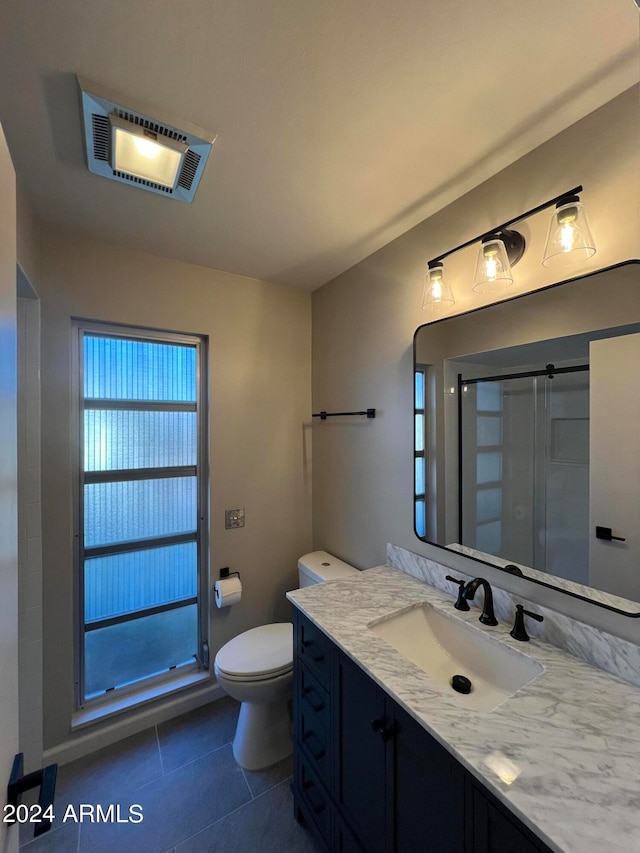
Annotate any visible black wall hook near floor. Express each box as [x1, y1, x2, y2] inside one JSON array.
[[312, 408, 376, 420], [7, 753, 57, 838]]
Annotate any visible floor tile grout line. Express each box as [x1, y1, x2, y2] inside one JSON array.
[[155, 724, 166, 776], [240, 766, 254, 800], [174, 777, 293, 849], [96, 740, 237, 804]]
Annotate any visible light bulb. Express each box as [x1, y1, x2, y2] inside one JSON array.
[[472, 237, 516, 293], [557, 207, 578, 252], [431, 271, 443, 299], [484, 249, 498, 281], [559, 222, 575, 252], [133, 136, 162, 159]]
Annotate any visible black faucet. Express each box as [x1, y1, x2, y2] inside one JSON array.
[[510, 604, 544, 641], [463, 578, 498, 626], [445, 575, 470, 611]]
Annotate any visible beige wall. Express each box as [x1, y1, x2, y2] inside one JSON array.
[[39, 227, 312, 751], [312, 87, 640, 639], [16, 182, 40, 291]]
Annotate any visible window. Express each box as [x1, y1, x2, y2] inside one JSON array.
[[414, 367, 427, 538], [73, 323, 208, 706]]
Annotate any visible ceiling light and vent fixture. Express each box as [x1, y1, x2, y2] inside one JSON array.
[[78, 76, 216, 202], [422, 186, 596, 310]]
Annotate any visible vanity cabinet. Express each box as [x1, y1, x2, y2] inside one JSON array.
[[334, 649, 465, 853], [293, 608, 552, 853]]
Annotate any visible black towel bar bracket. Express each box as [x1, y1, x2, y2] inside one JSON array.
[[312, 408, 376, 420], [6, 753, 57, 838]]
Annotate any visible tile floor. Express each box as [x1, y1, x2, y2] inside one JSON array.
[[18, 696, 322, 853]]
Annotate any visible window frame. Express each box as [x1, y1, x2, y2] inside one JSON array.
[[414, 365, 427, 540], [72, 319, 210, 710]]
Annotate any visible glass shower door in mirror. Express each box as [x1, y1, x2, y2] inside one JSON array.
[[459, 368, 589, 584]]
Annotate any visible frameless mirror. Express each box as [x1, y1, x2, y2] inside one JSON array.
[[413, 261, 640, 616]]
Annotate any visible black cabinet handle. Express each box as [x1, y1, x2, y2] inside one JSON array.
[[302, 639, 324, 662], [302, 685, 325, 711], [303, 779, 326, 814], [302, 731, 326, 760], [370, 718, 394, 741], [595, 526, 626, 542]]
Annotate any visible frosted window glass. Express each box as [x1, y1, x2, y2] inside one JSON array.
[[476, 415, 502, 447], [476, 487, 502, 523], [84, 477, 196, 548], [477, 452, 502, 485], [415, 500, 426, 538], [476, 381, 503, 412], [84, 410, 197, 471], [84, 543, 197, 622], [415, 458, 425, 496], [84, 336, 196, 402], [84, 604, 197, 697], [415, 371, 425, 409], [415, 415, 424, 452]]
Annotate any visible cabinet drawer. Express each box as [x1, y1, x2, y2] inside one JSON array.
[[295, 611, 332, 686], [295, 750, 332, 848], [297, 664, 330, 783]]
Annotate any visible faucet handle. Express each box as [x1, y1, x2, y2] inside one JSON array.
[[510, 604, 544, 642], [445, 575, 470, 611]]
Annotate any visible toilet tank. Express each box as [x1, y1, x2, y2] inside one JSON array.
[[297, 550, 359, 587]]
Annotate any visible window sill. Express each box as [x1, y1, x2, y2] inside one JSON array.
[[72, 669, 212, 731]]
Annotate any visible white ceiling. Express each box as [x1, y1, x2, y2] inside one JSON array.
[[1, 0, 638, 290]]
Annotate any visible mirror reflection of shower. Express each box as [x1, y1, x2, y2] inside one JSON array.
[[458, 364, 589, 584]]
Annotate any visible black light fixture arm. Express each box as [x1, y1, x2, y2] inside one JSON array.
[[427, 185, 583, 266]]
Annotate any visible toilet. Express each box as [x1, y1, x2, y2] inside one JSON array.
[[214, 550, 359, 770]]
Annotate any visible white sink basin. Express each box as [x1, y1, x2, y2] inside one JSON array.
[[368, 603, 543, 712]]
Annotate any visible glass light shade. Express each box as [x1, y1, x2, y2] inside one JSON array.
[[542, 200, 596, 268], [110, 115, 187, 188], [422, 264, 455, 310], [472, 238, 513, 293]]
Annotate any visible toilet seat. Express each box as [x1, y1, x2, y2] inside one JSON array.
[[215, 623, 293, 680]]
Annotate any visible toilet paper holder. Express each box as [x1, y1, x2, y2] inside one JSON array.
[[219, 567, 241, 580]]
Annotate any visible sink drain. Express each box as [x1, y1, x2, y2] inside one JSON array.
[[451, 674, 472, 694]]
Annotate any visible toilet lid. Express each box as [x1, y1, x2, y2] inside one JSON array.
[[215, 623, 293, 678]]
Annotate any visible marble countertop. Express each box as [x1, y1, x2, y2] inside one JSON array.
[[287, 566, 640, 853]]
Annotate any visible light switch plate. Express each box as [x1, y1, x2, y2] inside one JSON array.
[[225, 508, 245, 529]]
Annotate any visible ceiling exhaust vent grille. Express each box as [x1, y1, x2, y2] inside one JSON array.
[[91, 114, 109, 162], [178, 151, 201, 192], [113, 170, 174, 194], [79, 76, 216, 203]]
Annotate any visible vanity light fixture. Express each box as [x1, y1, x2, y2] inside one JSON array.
[[472, 229, 525, 293], [542, 193, 596, 268], [422, 185, 595, 309], [422, 261, 456, 310]]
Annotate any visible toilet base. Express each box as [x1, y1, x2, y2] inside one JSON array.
[[232, 698, 292, 770]]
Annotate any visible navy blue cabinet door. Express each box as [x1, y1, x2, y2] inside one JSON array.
[[334, 650, 389, 853]]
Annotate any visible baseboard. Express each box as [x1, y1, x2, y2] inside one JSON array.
[[43, 681, 224, 766]]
